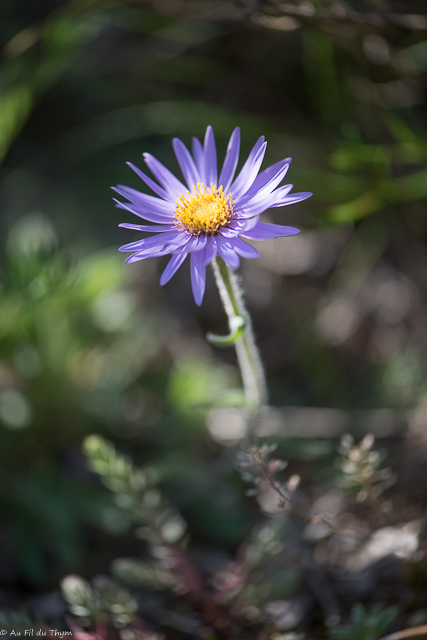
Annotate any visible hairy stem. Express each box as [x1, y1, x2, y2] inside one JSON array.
[[212, 256, 267, 410]]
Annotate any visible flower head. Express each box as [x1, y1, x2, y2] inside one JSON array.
[[115, 126, 312, 305]]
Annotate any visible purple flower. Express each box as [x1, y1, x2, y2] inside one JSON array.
[[115, 126, 312, 305]]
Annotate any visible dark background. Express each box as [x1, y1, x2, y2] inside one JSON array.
[[1, 0, 427, 634]]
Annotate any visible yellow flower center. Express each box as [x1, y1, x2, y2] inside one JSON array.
[[175, 183, 233, 236]]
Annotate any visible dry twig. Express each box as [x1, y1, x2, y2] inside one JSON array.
[[379, 625, 427, 640]]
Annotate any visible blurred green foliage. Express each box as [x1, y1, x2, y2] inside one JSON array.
[[61, 573, 138, 628], [328, 603, 398, 640]]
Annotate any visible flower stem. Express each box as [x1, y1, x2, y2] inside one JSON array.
[[211, 256, 267, 410]]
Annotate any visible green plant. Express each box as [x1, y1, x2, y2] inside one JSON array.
[[328, 603, 398, 640]]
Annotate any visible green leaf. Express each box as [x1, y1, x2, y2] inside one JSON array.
[[0, 85, 33, 162], [320, 190, 384, 224], [393, 167, 427, 201], [206, 315, 246, 346]]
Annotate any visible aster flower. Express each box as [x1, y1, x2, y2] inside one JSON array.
[[115, 126, 311, 305]]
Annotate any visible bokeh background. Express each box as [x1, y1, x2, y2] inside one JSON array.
[[1, 0, 427, 634]]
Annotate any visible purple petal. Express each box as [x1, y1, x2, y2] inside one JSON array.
[[119, 223, 175, 232], [232, 237, 260, 259], [235, 184, 293, 219], [190, 248, 207, 306], [230, 141, 267, 201], [203, 126, 217, 187], [119, 229, 182, 253], [218, 226, 240, 238], [172, 138, 201, 190], [217, 238, 240, 269], [126, 162, 170, 200], [236, 214, 259, 232], [270, 191, 313, 207], [125, 246, 173, 264], [239, 162, 291, 207], [144, 153, 187, 200], [225, 216, 260, 235], [244, 158, 291, 198], [204, 236, 218, 265], [123, 232, 190, 262], [113, 186, 175, 216], [160, 252, 188, 285], [192, 137, 204, 177], [219, 127, 240, 192], [242, 221, 300, 240], [166, 233, 194, 252], [219, 215, 260, 238], [185, 234, 208, 253], [114, 199, 174, 224]]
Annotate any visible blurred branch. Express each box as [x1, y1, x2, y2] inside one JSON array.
[[379, 626, 427, 640], [236, 0, 427, 32], [237, 443, 366, 540], [253, 405, 408, 439]]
